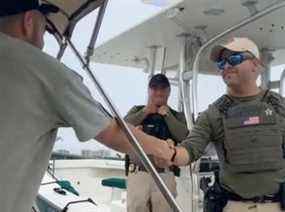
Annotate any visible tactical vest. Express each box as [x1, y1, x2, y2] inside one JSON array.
[[141, 113, 173, 141], [215, 90, 285, 173]]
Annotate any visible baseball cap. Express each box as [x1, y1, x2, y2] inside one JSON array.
[[0, 0, 59, 17], [210, 37, 260, 62], [148, 74, 170, 89]]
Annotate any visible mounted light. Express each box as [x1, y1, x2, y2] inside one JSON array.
[[240, 0, 259, 15], [203, 0, 225, 16], [241, 0, 258, 7], [165, 7, 184, 18], [141, 0, 170, 7]]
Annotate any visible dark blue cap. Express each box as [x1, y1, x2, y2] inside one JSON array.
[[0, 0, 59, 17]]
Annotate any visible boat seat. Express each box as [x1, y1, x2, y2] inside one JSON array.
[[101, 178, 127, 189]]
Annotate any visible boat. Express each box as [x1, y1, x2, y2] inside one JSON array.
[[35, 0, 285, 211]]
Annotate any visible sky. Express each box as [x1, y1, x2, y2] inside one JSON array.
[[43, 0, 285, 155]]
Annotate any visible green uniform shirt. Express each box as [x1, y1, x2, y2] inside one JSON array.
[[181, 91, 285, 198], [0, 32, 111, 212]]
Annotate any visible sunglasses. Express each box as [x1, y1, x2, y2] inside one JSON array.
[[216, 52, 254, 71]]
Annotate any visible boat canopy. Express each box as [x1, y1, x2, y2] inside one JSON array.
[[45, 0, 105, 38], [92, 0, 285, 75]]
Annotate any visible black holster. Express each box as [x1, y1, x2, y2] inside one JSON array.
[[170, 165, 180, 177], [280, 182, 285, 209], [201, 170, 228, 212], [203, 182, 228, 212], [125, 154, 130, 176]]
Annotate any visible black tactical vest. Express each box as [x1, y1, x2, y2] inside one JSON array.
[[129, 113, 173, 165], [141, 113, 173, 141], [215, 91, 285, 173]]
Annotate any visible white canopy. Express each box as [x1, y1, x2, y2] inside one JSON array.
[[92, 0, 285, 75], [45, 0, 105, 38]]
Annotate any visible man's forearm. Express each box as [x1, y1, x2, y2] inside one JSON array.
[[95, 120, 174, 160], [165, 113, 189, 142]]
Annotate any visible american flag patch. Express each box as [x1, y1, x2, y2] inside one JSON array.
[[243, 116, 260, 126]]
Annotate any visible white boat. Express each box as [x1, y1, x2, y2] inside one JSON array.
[[35, 0, 285, 211]]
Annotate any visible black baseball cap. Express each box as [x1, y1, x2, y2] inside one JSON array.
[[148, 74, 170, 89], [0, 0, 59, 17]]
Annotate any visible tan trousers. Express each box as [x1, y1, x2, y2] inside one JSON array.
[[223, 201, 283, 212], [127, 171, 177, 212]]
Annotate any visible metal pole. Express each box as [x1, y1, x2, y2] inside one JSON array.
[[260, 68, 270, 90], [178, 34, 194, 130], [260, 49, 274, 89], [161, 47, 167, 74], [85, 0, 109, 66], [192, 1, 285, 120], [178, 34, 202, 212], [57, 41, 68, 60], [66, 39, 182, 212], [149, 46, 159, 77], [280, 69, 285, 97]]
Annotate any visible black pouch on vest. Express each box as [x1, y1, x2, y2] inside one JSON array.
[[280, 182, 285, 209]]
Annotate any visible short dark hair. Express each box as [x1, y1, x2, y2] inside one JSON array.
[[148, 74, 170, 89]]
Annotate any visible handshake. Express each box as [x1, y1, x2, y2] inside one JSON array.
[[133, 125, 177, 168], [151, 138, 177, 168]]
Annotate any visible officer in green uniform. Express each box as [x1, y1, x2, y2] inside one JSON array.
[[125, 74, 189, 212], [165, 37, 285, 212]]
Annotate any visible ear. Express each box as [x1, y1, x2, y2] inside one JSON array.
[[22, 11, 35, 38], [252, 59, 264, 74], [250, 59, 258, 71]]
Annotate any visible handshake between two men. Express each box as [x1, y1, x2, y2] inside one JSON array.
[[132, 127, 189, 169], [125, 103, 190, 170]]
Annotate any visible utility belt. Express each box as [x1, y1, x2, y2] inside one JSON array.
[[202, 171, 285, 212], [128, 163, 179, 176], [226, 191, 280, 203], [203, 187, 281, 212]]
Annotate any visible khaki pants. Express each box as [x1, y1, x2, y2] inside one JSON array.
[[127, 171, 177, 212], [223, 200, 283, 212]]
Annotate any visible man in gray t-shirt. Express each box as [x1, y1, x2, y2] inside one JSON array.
[[0, 1, 174, 212]]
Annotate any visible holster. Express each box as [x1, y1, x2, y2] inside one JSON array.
[[279, 182, 285, 209], [170, 165, 180, 177], [202, 169, 228, 212], [125, 154, 130, 176], [203, 182, 228, 212]]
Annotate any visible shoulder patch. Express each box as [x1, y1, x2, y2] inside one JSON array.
[[263, 90, 285, 116]]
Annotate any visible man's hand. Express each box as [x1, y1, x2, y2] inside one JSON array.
[[158, 105, 169, 116], [135, 125, 143, 131], [144, 102, 158, 115], [151, 140, 174, 168], [166, 139, 175, 149], [154, 157, 172, 168]]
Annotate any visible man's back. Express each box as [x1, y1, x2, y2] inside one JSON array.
[[0, 32, 110, 212], [0, 32, 62, 212]]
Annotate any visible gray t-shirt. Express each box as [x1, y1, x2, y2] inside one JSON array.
[[0, 32, 111, 212]]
